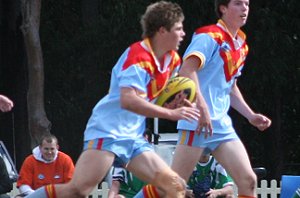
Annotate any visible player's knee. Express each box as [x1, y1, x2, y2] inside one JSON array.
[[69, 182, 91, 198], [73, 189, 86, 198], [225, 193, 236, 198], [115, 195, 126, 198], [249, 173, 257, 189], [237, 171, 257, 190], [246, 171, 257, 189], [151, 168, 186, 197]]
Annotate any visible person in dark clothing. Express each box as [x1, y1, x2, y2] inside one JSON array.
[[0, 154, 13, 198], [0, 94, 14, 198]]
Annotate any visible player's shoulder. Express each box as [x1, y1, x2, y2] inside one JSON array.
[[194, 24, 225, 43], [128, 40, 150, 59], [195, 24, 221, 35], [129, 39, 179, 60], [123, 40, 152, 69]]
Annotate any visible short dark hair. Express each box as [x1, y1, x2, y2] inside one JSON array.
[[39, 134, 58, 145], [140, 1, 184, 38], [214, 0, 231, 18]]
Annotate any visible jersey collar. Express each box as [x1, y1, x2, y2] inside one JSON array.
[[141, 38, 172, 73], [217, 19, 247, 49]]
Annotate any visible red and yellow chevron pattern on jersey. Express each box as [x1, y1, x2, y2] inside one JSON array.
[[195, 21, 248, 82], [122, 38, 181, 101]]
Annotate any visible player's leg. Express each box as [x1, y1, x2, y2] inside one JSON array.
[[128, 151, 186, 198], [212, 140, 257, 197], [26, 149, 115, 198], [63, 149, 115, 197], [171, 130, 205, 182], [171, 144, 203, 181]]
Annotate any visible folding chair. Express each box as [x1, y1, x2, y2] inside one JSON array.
[[0, 140, 18, 182], [280, 175, 300, 198]]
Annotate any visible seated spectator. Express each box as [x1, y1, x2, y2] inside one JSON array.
[[293, 187, 300, 198], [16, 134, 74, 197], [108, 166, 147, 198], [0, 94, 14, 198], [186, 153, 234, 198], [0, 154, 12, 198]]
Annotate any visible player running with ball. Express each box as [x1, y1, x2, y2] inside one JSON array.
[[25, 1, 199, 198]]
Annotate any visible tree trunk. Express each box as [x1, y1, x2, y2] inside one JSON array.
[[20, 0, 51, 148]]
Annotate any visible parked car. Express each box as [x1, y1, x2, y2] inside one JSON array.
[[0, 141, 18, 182], [153, 133, 178, 166]]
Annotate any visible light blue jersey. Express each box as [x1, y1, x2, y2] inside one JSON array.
[[84, 38, 181, 141], [177, 20, 248, 134]]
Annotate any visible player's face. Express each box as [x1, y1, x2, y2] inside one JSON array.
[[165, 21, 185, 51], [40, 140, 58, 161], [221, 0, 249, 29]]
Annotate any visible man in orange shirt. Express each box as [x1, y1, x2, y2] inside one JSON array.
[[16, 134, 74, 197]]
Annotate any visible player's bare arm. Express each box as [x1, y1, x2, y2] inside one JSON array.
[[179, 56, 212, 136], [205, 185, 234, 198], [120, 87, 200, 122], [108, 180, 121, 198], [230, 80, 271, 131]]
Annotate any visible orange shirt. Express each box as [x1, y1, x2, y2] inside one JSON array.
[[17, 151, 74, 190]]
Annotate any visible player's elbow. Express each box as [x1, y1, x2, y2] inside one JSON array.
[[120, 96, 134, 110], [120, 87, 137, 110], [120, 97, 137, 112]]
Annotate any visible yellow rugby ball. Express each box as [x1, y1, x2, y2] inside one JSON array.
[[156, 76, 196, 107]]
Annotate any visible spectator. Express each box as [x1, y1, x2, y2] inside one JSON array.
[[293, 188, 300, 198], [0, 154, 12, 198], [16, 134, 74, 197], [108, 166, 147, 198], [0, 94, 14, 198], [186, 153, 234, 198]]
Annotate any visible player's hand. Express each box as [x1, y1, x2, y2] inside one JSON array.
[[163, 90, 189, 109], [205, 189, 219, 198], [195, 105, 212, 137], [170, 106, 200, 122], [185, 189, 195, 198], [248, 113, 271, 131]]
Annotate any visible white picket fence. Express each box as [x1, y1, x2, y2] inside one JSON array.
[[233, 180, 281, 198], [8, 180, 281, 198], [7, 182, 110, 198]]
